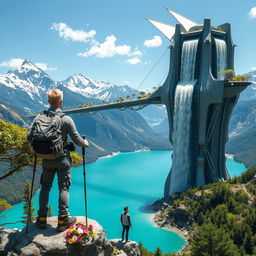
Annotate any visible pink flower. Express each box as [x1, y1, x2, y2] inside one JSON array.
[[83, 229, 89, 235], [65, 231, 71, 237], [77, 237, 82, 243], [88, 225, 93, 230]]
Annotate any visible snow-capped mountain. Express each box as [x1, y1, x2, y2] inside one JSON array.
[[239, 70, 256, 101], [60, 74, 167, 125], [0, 59, 56, 111], [0, 60, 167, 125], [60, 74, 138, 101]]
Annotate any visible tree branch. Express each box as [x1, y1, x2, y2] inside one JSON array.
[[0, 164, 25, 181]]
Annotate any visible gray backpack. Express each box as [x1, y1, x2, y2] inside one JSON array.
[[30, 110, 65, 159]]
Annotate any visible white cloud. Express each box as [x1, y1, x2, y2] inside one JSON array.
[[251, 66, 256, 71], [132, 50, 142, 56], [144, 36, 162, 48], [78, 35, 132, 58], [0, 58, 57, 71], [125, 57, 141, 65], [249, 7, 256, 18], [35, 62, 58, 71], [0, 58, 24, 68], [51, 22, 96, 42]]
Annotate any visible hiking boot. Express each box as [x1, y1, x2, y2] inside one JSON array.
[[57, 216, 77, 232], [35, 216, 47, 229]]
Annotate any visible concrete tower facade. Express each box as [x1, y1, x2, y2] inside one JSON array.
[[162, 19, 251, 196]]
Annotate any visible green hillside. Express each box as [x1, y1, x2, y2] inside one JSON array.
[[148, 168, 256, 256]]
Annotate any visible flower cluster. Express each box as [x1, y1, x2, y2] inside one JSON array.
[[112, 248, 122, 255], [65, 222, 97, 245]]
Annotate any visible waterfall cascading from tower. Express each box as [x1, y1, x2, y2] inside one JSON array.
[[215, 39, 227, 79], [169, 39, 199, 194]]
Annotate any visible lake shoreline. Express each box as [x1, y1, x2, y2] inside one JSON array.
[[97, 147, 152, 160], [148, 212, 188, 239], [147, 210, 188, 253]]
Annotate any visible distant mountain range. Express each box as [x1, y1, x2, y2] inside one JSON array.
[[0, 59, 166, 125], [0, 59, 171, 163], [225, 70, 256, 167], [239, 70, 256, 101]]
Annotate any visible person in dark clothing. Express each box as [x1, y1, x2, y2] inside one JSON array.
[[28, 89, 89, 232], [120, 206, 132, 242]]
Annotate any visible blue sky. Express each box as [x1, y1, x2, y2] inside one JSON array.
[[0, 0, 256, 90]]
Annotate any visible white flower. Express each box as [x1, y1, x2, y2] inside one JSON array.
[[77, 228, 83, 235]]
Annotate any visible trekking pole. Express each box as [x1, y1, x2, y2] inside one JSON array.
[[26, 154, 37, 233], [82, 136, 88, 227]]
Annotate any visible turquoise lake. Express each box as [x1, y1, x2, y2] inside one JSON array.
[[0, 151, 247, 253]]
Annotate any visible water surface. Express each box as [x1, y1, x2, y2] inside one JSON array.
[[0, 151, 246, 253]]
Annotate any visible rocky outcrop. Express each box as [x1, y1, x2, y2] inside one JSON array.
[[110, 239, 140, 256], [153, 204, 191, 229], [0, 216, 140, 256], [144, 198, 171, 212]]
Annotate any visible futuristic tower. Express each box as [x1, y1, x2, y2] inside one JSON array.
[[53, 10, 251, 197]]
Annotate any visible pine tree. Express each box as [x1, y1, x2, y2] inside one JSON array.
[[243, 230, 254, 254], [191, 223, 239, 256], [22, 180, 36, 224], [154, 247, 162, 256]]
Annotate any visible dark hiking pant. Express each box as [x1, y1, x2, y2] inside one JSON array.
[[38, 154, 71, 218], [122, 225, 130, 241]]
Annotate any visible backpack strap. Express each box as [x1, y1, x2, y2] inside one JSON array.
[[42, 110, 66, 118], [56, 112, 66, 118]]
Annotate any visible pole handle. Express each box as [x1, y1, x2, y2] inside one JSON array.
[[25, 154, 37, 233], [82, 135, 86, 155], [81, 135, 88, 226]]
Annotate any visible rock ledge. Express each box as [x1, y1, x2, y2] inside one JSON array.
[[0, 216, 140, 256]]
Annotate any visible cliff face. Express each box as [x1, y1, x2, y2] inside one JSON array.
[[0, 216, 140, 256]]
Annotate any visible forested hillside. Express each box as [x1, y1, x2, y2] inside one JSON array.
[[149, 168, 256, 256]]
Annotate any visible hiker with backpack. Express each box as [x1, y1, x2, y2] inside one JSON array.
[[27, 88, 89, 232]]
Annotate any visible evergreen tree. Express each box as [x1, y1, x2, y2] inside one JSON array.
[[22, 180, 36, 224], [243, 229, 254, 254], [191, 223, 239, 256], [154, 247, 162, 256]]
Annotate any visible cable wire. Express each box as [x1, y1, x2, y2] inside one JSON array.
[[137, 47, 169, 90]]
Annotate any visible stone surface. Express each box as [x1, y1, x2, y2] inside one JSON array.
[[0, 217, 140, 256], [0, 228, 20, 256], [168, 205, 191, 228], [19, 243, 40, 256], [110, 239, 140, 256]]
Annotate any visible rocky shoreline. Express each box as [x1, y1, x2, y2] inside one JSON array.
[[145, 198, 190, 251]]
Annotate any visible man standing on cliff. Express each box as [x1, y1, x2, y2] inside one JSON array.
[[121, 206, 132, 242], [28, 89, 89, 232]]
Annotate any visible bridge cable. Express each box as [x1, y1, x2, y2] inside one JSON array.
[[136, 47, 169, 91]]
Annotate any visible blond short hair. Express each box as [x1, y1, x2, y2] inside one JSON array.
[[48, 89, 63, 106]]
